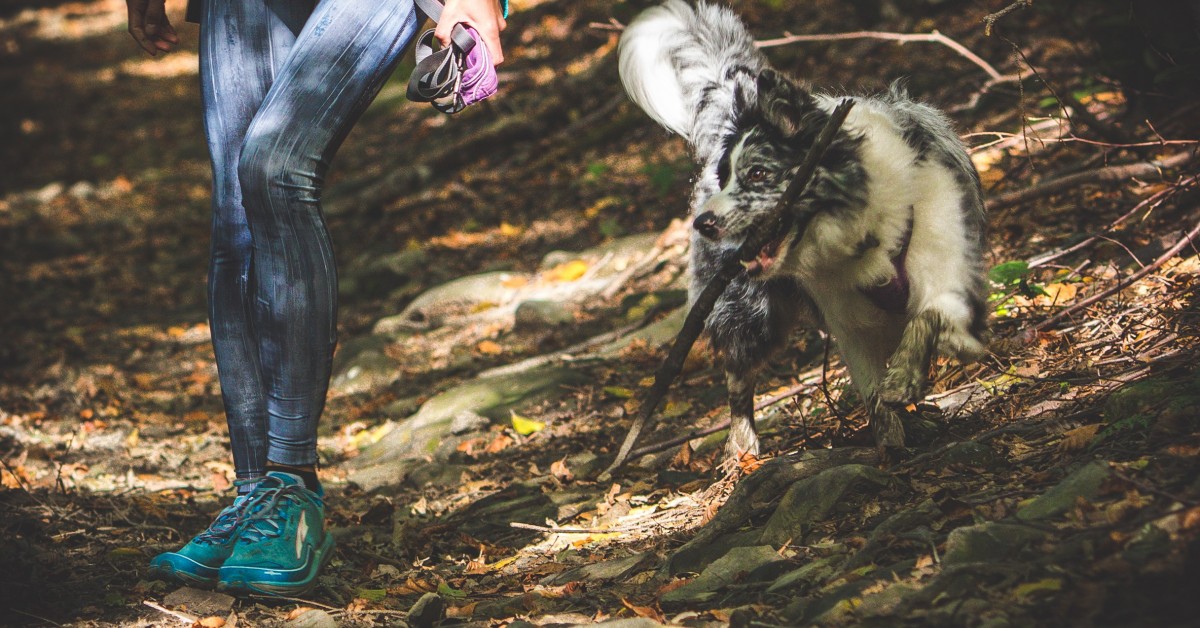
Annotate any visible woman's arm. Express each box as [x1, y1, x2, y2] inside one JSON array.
[[435, 0, 507, 64], [126, 0, 179, 56]]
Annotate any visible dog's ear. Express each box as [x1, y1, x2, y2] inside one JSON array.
[[756, 69, 814, 138]]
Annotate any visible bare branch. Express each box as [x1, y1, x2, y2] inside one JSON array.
[[1035, 218, 1200, 331], [984, 0, 1034, 37], [986, 151, 1197, 212], [756, 30, 1005, 81]]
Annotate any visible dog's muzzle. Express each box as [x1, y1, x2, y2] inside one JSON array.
[[693, 211, 721, 240]]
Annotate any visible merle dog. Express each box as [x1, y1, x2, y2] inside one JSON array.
[[618, 0, 988, 459]]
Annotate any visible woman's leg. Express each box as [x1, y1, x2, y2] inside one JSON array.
[[236, 0, 420, 472], [202, 0, 317, 488]]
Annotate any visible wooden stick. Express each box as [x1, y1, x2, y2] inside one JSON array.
[[1035, 219, 1200, 331], [987, 151, 1195, 211], [756, 30, 1005, 81], [599, 99, 857, 479]]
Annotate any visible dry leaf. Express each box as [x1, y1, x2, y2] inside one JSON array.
[[485, 434, 514, 453], [286, 607, 316, 621], [198, 617, 226, 628], [671, 442, 693, 469], [737, 450, 764, 474], [446, 602, 477, 618], [1060, 424, 1101, 452], [545, 259, 589, 282], [550, 457, 574, 481], [621, 598, 664, 622], [476, 340, 503, 355]]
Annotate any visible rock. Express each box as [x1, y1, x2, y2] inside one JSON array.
[[1017, 460, 1112, 521], [449, 410, 491, 435], [330, 335, 396, 396], [350, 365, 587, 476], [514, 299, 577, 329], [767, 554, 847, 594], [942, 522, 1048, 565], [374, 271, 528, 335], [760, 464, 896, 545], [597, 306, 686, 357], [162, 587, 235, 616], [844, 499, 941, 570], [814, 582, 920, 625], [541, 552, 655, 586], [449, 481, 557, 545], [347, 248, 429, 299], [661, 545, 782, 605], [407, 592, 445, 628], [668, 529, 764, 575], [287, 609, 337, 628], [940, 440, 998, 468]]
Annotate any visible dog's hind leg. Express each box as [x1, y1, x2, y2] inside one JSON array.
[[879, 309, 944, 407], [725, 367, 761, 461]]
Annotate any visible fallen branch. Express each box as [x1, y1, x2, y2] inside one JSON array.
[[1035, 219, 1200, 331], [983, 0, 1034, 37], [986, 150, 1196, 212], [599, 100, 856, 479], [1029, 173, 1199, 268], [142, 601, 197, 626], [756, 30, 1005, 81]]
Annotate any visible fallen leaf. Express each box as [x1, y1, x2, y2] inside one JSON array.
[[477, 340, 503, 355], [446, 602, 477, 618], [485, 434, 514, 453], [286, 607, 317, 621], [621, 598, 664, 622], [1059, 424, 1101, 452], [550, 457, 574, 481], [199, 617, 225, 628], [603, 386, 635, 399], [511, 412, 545, 435], [545, 259, 589, 282]]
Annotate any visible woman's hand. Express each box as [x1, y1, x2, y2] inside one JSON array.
[[127, 0, 179, 56], [435, 0, 506, 65]]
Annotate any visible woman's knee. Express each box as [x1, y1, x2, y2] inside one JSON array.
[[236, 126, 321, 209]]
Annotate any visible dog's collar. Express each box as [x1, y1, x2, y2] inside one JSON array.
[[860, 213, 913, 313]]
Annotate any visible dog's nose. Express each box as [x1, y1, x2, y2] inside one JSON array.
[[693, 212, 721, 240]]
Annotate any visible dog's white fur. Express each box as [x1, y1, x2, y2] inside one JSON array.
[[620, 1, 988, 457]]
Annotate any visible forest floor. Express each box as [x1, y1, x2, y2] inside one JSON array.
[[2, 0, 1199, 626]]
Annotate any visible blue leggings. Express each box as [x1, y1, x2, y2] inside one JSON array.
[[200, 0, 419, 484]]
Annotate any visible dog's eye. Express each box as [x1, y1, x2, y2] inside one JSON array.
[[745, 166, 769, 184]]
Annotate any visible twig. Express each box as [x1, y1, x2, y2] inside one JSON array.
[[11, 609, 63, 627], [1028, 173, 1199, 268], [1035, 220, 1200, 331], [1110, 468, 1199, 507], [987, 151, 1196, 211], [598, 99, 857, 479], [756, 30, 1004, 81], [142, 600, 198, 625], [983, 0, 1034, 37]]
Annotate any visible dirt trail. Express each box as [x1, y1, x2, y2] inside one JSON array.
[[2, 1, 1199, 626]]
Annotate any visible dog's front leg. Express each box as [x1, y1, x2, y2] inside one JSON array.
[[725, 367, 761, 461], [879, 309, 944, 407]]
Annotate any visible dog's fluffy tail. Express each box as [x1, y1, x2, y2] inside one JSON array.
[[618, 0, 767, 162]]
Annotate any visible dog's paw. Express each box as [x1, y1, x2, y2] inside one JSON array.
[[878, 366, 926, 407], [725, 430, 761, 463]]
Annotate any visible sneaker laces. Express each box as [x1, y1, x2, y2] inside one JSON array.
[[237, 476, 322, 544], [193, 489, 253, 545]]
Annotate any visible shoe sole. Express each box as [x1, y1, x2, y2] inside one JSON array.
[[217, 534, 335, 597], [149, 561, 218, 588]]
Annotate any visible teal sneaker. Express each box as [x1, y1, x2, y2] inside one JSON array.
[[216, 471, 335, 596], [149, 492, 251, 587]]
